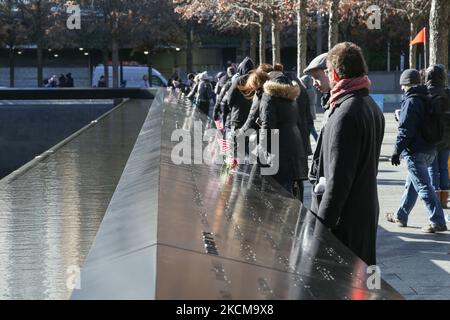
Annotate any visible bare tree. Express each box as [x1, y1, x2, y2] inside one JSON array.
[[18, 0, 62, 87], [387, 0, 431, 69], [0, 0, 26, 87], [328, 0, 339, 49], [429, 0, 449, 68], [297, 0, 307, 77]]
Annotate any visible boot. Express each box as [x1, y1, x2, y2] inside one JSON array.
[[441, 190, 449, 209]]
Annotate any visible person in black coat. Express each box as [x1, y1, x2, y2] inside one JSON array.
[[426, 64, 450, 210], [97, 75, 107, 88], [316, 42, 385, 266], [289, 75, 313, 201], [66, 73, 74, 87], [258, 71, 305, 195], [58, 74, 67, 87], [226, 56, 255, 131]]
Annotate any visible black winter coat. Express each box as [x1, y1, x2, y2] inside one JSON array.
[[259, 73, 308, 184], [213, 80, 233, 122], [294, 79, 313, 157], [317, 88, 385, 266], [226, 57, 254, 129], [227, 74, 252, 129], [426, 65, 450, 150], [241, 90, 263, 132]]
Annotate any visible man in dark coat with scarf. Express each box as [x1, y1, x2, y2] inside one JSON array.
[[315, 42, 385, 266]]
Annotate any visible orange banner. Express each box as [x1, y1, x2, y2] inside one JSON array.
[[410, 27, 426, 46]]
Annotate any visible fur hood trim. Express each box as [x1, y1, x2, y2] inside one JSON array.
[[263, 80, 300, 100]]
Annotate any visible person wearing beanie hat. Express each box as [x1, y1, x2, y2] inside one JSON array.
[[425, 64, 450, 212], [387, 68, 447, 233], [399, 68, 421, 86]]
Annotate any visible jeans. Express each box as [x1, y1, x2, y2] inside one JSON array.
[[428, 149, 450, 190], [396, 151, 446, 226]]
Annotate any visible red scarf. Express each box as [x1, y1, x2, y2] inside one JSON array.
[[329, 75, 371, 108]]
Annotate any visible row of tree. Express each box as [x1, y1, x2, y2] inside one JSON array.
[[174, 0, 449, 77], [0, 0, 448, 87], [0, 0, 183, 87]]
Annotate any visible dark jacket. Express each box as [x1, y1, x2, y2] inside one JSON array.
[[66, 75, 74, 87], [294, 78, 313, 157], [196, 81, 214, 115], [317, 88, 385, 266], [241, 89, 263, 132], [213, 79, 233, 122], [395, 85, 436, 156], [259, 72, 307, 184], [215, 74, 229, 95], [227, 57, 254, 129], [426, 65, 450, 150]]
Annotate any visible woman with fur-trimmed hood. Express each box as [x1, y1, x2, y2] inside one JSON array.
[[259, 71, 308, 195]]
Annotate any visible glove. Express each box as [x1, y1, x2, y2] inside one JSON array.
[[391, 152, 400, 166]]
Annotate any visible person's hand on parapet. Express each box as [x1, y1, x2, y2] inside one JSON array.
[[391, 152, 401, 166]]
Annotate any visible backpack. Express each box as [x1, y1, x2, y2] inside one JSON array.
[[412, 91, 448, 145]]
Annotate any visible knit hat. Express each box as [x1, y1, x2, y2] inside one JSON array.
[[399, 69, 421, 86]]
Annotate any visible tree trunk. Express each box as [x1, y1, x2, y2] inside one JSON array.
[[36, 43, 43, 87], [186, 27, 193, 73], [297, 0, 307, 78], [239, 37, 247, 62], [120, 58, 124, 85], [111, 38, 119, 88], [250, 26, 257, 64], [328, 0, 339, 50], [103, 48, 109, 87], [409, 19, 418, 69], [8, 47, 15, 88], [259, 13, 266, 64], [271, 17, 281, 65], [316, 11, 323, 56], [429, 0, 449, 68]]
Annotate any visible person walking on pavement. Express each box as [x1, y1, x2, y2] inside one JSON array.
[[315, 42, 385, 266], [425, 64, 450, 214], [387, 68, 447, 233]]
